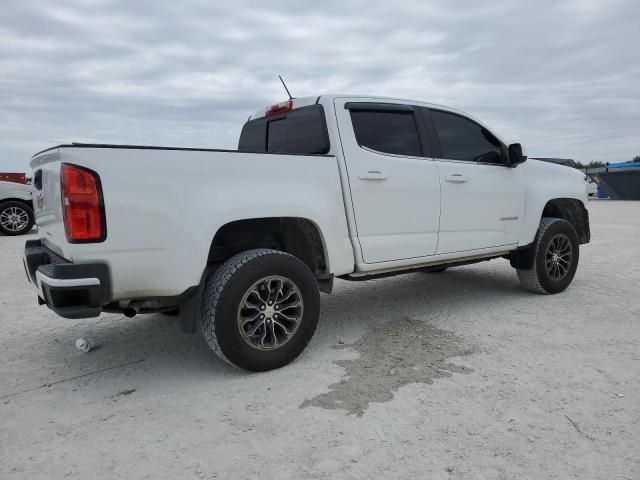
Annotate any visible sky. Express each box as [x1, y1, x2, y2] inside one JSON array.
[[1, 0, 638, 172]]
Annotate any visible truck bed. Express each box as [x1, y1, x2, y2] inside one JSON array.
[[31, 144, 353, 300]]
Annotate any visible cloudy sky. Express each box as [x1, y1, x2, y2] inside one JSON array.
[[1, 0, 638, 171]]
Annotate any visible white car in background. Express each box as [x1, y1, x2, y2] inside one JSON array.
[[586, 177, 598, 196], [0, 180, 34, 235]]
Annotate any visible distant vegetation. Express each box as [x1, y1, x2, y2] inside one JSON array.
[[575, 161, 604, 169]]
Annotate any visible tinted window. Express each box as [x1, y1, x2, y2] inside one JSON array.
[[350, 110, 422, 157], [430, 110, 504, 163], [238, 120, 266, 152], [238, 105, 329, 155]]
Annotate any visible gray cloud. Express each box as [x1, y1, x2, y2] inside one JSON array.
[[1, 0, 638, 171]]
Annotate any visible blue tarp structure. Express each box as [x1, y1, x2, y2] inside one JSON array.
[[590, 162, 640, 200], [606, 161, 640, 169]]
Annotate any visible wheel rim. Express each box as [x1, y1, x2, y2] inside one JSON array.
[[236, 275, 304, 351], [545, 233, 573, 281], [0, 206, 29, 232]]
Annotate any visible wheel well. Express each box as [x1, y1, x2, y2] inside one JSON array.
[[511, 198, 590, 270], [0, 198, 33, 209], [208, 217, 328, 278], [541, 198, 590, 244]]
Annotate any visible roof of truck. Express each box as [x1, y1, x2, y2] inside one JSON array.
[[249, 94, 507, 143], [250, 94, 482, 122]]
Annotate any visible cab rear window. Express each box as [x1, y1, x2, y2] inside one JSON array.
[[238, 105, 330, 155]]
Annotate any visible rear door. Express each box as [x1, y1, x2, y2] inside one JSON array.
[[334, 98, 441, 264], [423, 108, 525, 254]]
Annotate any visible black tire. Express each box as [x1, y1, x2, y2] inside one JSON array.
[[516, 217, 580, 294], [0, 201, 34, 236], [200, 249, 320, 372]]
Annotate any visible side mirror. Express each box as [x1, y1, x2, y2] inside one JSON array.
[[508, 143, 527, 167]]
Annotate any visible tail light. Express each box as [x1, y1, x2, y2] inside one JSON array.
[[60, 164, 106, 242], [265, 100, 293, 117]]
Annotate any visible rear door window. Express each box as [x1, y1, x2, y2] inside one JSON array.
[[349, 110, 422, 157]]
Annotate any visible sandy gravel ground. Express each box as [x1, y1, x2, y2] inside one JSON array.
[[1, 201, 639, 479]]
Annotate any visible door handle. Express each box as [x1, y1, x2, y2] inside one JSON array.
[[445, 174, 467, 183], [359, 170, 388, 181]]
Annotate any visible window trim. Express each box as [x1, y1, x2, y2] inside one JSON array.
[[359, 145, 428, 161], [345, 102, 415, 112], [422, 107, 508, 166], [345, 102, 433, 159]]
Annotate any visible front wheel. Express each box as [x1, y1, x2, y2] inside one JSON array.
[[0, 201, 34, 236], [516, 217, 580, 294], [200, 249, 320, 371]]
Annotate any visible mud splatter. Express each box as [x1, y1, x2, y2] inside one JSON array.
[[301, 317, 475, 416]]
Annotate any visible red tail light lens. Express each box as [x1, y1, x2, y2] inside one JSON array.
[[265, 100, 293, 117], [60, 164, 106, 242]]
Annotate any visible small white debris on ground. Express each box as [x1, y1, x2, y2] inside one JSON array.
[[75, 337, 92, 353]]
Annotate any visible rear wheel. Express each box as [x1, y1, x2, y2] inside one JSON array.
[[516, 217, 579, 294], [200, 249, 320, 371], [0, 201, 34, 236]]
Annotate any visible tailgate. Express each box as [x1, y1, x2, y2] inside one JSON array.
[[31, 149, 68, 258]]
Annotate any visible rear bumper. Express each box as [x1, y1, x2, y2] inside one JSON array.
[[23, 239, 111, 319]]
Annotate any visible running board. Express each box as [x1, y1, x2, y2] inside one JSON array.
[[342, 251, 511, 280]]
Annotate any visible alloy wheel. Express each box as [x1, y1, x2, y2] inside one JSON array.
[[545, 233, 573, 281], [236, 275, 304, 351], [0, 206, 30, 233]]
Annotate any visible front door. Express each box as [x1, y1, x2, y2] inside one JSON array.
[[424, 108, 525, 254]]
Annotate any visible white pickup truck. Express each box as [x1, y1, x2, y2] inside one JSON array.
[[24, 95, 590, 371]]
